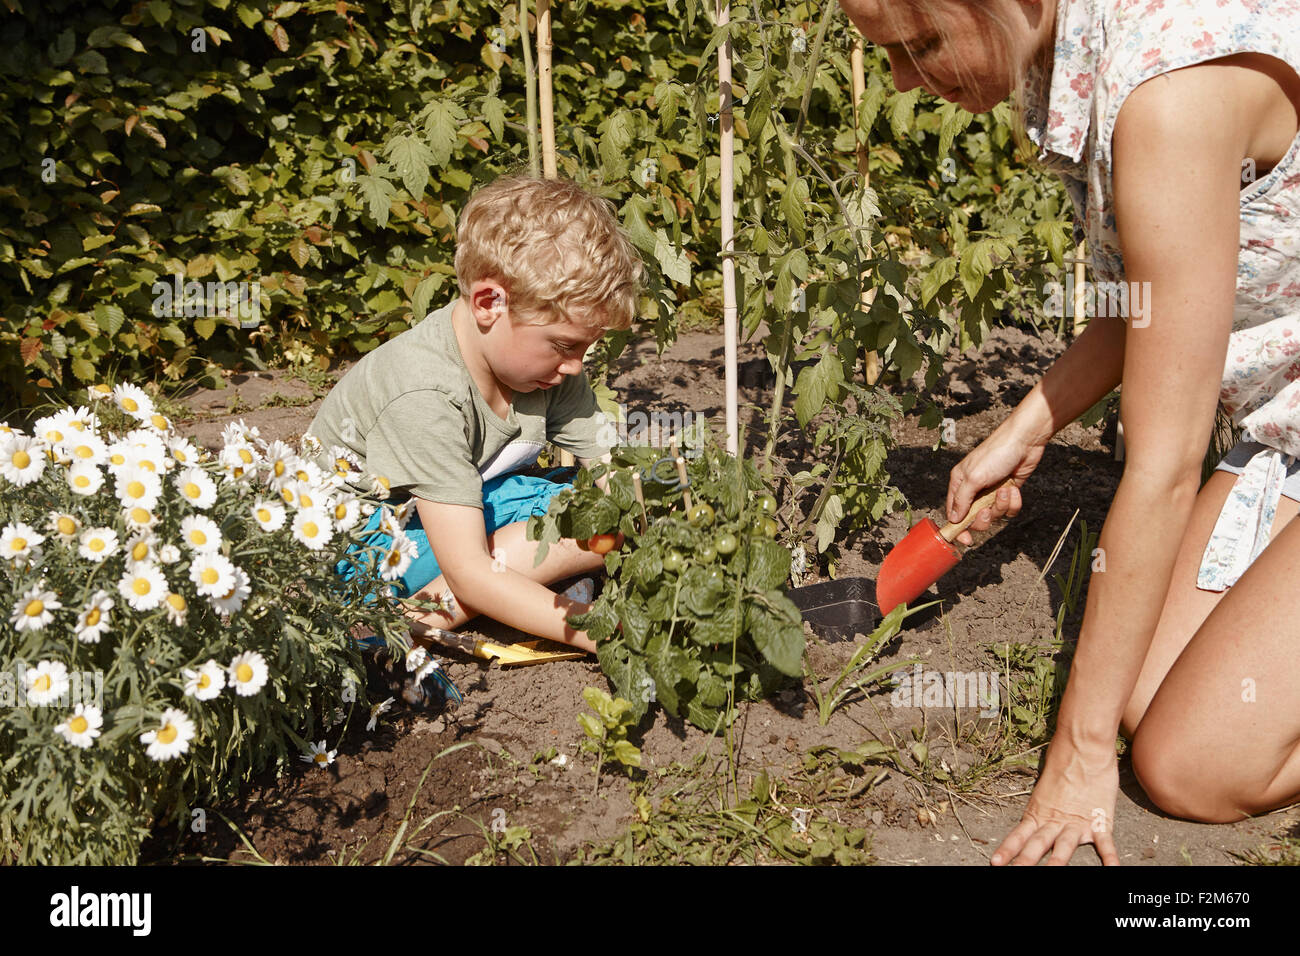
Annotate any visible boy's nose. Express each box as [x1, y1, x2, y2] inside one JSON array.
[[557, 356, 584, 376]]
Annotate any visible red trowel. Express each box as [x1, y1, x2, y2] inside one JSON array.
[[875, 479, 1017, 616]]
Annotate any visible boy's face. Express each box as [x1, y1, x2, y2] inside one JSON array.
[[469, 282, 607, 393]]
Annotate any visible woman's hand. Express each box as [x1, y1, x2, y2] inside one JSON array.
[[992, 737, 1121, 865], [947, 420, 1047, 546]]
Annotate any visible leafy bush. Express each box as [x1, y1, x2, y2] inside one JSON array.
[[0, 385, 417, 863], [529, 439, 804, 731]]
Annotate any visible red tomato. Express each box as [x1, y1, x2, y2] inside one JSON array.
[[588, 533, 619, 555]]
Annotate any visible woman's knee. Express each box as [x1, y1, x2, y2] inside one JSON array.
[[1130, 724, 1258, 823]]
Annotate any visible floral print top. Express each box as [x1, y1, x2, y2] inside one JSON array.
[[1022, 0, 1300, 590]]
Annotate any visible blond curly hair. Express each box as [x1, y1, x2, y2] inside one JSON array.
[[454, 173, 644, 331]]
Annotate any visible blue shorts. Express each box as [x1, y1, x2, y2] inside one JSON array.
[[1212, 439, 1300, 503], [335, 469, 575, 604]]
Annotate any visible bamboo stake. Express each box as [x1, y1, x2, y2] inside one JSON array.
[[538, 0, 556, 179], [851, 32, 880, 387], [717, 0, 739, 457], [1072, 239, 1088, 338], [631, 470, 647, 533]]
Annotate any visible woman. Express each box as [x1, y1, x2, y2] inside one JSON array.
[[839, 0, 1300, 865]]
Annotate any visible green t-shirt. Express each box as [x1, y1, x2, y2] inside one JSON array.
[[304, 300, 613, 508]]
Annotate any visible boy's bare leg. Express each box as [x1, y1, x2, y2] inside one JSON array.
[[402, 519, 612, 632]]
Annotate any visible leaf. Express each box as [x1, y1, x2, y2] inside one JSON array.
[[792, 352, 843, 428], [87, 26, 146, 53], [410, 274, 442, 322], [288, 236, 310, 269], [420, 100, 468, 167], [384, 133, 435, 197], [599, 109, 637, 180], [94, 303, 126, 337], [20, 338, 42, 365], [621, 196, 657, 256], [481, 94, 505, 141], [919, 256, 957, 306], [780, 178, 807, 245], [745, 538, 790, 592], [747, 598, 804, 677], [653, 231, 690, 286], [355, 173, 397, 228], [815, 494, 843, 554], [612, 740, 642, 767], [958, 238, 996, 301]]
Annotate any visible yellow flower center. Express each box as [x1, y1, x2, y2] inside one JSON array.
[[110, 453, 125, 466], [236, 663, 253, 683], [300, 493, 314, 509], [126, 480, 145, 499], [334, 458, 349, 473], [386, 551, 401, 566], [74, 475, 90, 488], [197, 673, 209, 689], [121, 397, 139, 412], [33, 673, 51, 691], [184, 482, 201, 499], [174, 450, 188, 463], [132, 578, 151, 596], [73, 445, 92, 458], [131, 541, 149, 561], [256, 508, 271, 522], [166, 593, 186, 611], [24, 599, 44, 617], [139, 460, 157, 473], [295, 469, 309, 482], [302, 522, 318, 538], [130, 507, 151, 524], [12, 537, 26, 551], [239, 448, 253, 464], [12, 450, 31, 469], [273, 460, 286, 477], [156, 723, 177, 744], [375, 475, 390, 489], [221, 584, 237, 600], [68, 715, 88, 734], [151, 414, 168, 430], [85, 608, 101, 626], [89, 538, 105, 552], [57, 517, 76, 535], [314, 752, 329, 764], [71, 420, 87, 431], [201, 568, 219, 585], [92, 384, 111, 395], [334, 504, 347, 520], [189, 530, 207, 546]]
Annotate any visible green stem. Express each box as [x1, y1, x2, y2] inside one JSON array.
[[793, 0, 838, 144], [798, 435, 844, 538], [519, 0, 540, 176]]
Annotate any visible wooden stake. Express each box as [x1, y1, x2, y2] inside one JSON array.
[[717, 0, 739, 457], [1072, 239, 1088, 338], [851, 32, 880, 387], [674, 455, 693, 512], [631, 469, 647, 533], [538, 0, 556, 179]]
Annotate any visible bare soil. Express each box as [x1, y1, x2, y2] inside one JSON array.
[[139, 322, 1300, 866]]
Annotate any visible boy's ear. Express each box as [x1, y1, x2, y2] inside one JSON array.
[[468, 280, 508, 330]]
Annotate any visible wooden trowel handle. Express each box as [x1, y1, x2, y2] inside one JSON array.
[[939, 479, 1017, 543]]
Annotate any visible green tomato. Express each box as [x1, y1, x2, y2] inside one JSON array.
[[698, 544, 717, 563], [714, 532, 738, 555], [662, 549, 685, 573], [757, 516, 778, 537], [705, 567, 724, 586], [688, 502, 715, 528], [755, 493, 778, 515]]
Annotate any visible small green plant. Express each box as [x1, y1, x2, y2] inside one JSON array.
[[1051, 518, 1099, 642], [804, 601, 931, 725], [578, 687, 642, 790]]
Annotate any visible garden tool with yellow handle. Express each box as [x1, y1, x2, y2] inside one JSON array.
[[412, 622, 586, 667]]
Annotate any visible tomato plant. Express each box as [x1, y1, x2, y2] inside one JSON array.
[[527, 439, 804, 731]]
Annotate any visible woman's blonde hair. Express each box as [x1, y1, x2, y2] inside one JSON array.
[[875, 0, 1048, 159], [454, 173, 644, 331]]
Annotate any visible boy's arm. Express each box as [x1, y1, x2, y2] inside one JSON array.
[[411, 497, 596, 651], [578, 450, 614, 491]]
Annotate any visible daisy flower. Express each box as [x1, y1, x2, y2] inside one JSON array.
[[209, 565, 251, 616], [143, 410, 172, 435], [227, 649, 269, 697], [1, 521, 46, 565], [292, 480, 330, 513], [86, 383, 113, 402], [276, 479, 299, 509], [58, 405, 99, 435], [183, 660, 226, 701], [78, 527, 119, 563], [57, 431, 109, 470], [139, 708, 196, 761], [163, 591, 188, 626], [66, 460, 105, 496], [173, 466, 218, 509], [369, 473, 392, 500], [75, 591, 114, 643], [11, 584, 60, 634], [326, 445, 363, 482], [405, 645, 438, 683], [168, 437, 201, 468], [367, 697, 396, 732], [47, 511, 83, 542], [300, 740, 337, 768], [260, 440, 298, 482], [179, 515, 222, 553], [25, 660, 69, 706], [299, 432, 322, 457], [32, 414, 72, 447], [123, 533, 157, 565], [103, 437, 133, 473], [113, 466, 162, 511], [217, 443, 256, 483], [122, 506, 158, 533], [290, 458, 324, 486], [117, 561, 168, 612], [379, 532, 419, 582], [291, 507, 333, 551], [55, 703, 104, 748], [112, 383, 155, 420], [0, 434, 47, 486], [330, 495, 362, 532], [250, 499, 287, 532], [221, 419, 261, 447], [189, 552, 236, 597], [158, 543, 181, 565]]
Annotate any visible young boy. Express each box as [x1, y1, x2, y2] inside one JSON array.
[[306, 174, 642, 656]]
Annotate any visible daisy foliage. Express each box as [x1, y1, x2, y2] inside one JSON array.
[[0, 396, 422, 865]]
